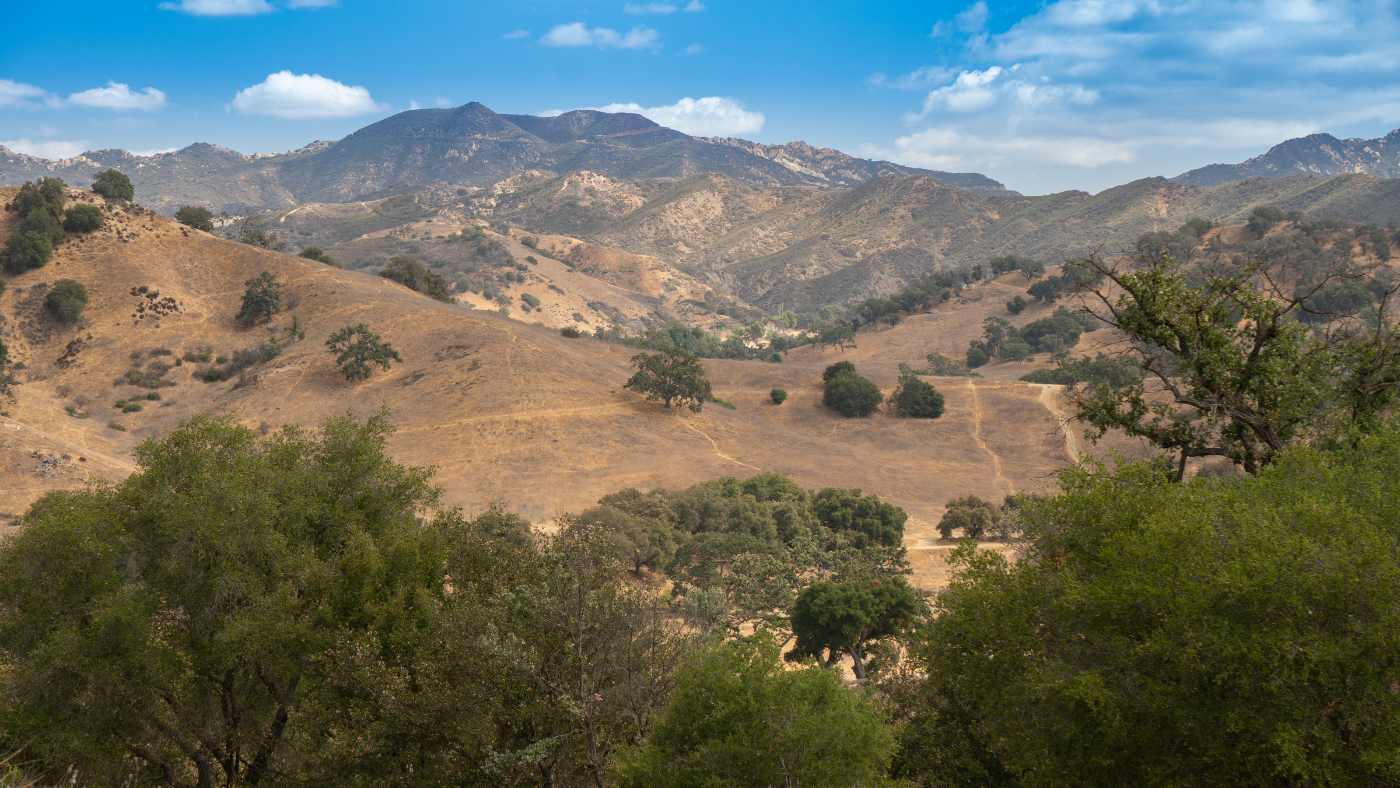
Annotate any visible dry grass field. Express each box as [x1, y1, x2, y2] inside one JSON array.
[[0, 190, 1128, 589]]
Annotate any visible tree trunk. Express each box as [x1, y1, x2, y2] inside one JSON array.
[[849, 644, 867, 683]]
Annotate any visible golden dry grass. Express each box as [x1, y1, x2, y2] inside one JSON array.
[[0, 190, 1117, 589]]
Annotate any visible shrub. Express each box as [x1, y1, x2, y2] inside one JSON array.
[[298, 246, 336, 265], [62, 204, 103, 233], [236, 271, 282, 327], [1247, 205, 1286, 237], [560, 326, 583, 338], [45, 279, 88, 324], [891, 372, 944, 418], [770, 387, 788, 405], [520, 292, 540, 309], [380, 256, 452, 302], [174, 206, 214, 231], [1006, 295, 1027, 315], [822, 364, 882, 418], [2, 231, 53, 274], [19, 205, 64, 246], [1021, 353, 1143, 387], [8, 178, 66, 217], [326, 324, 401, 382], [91, 169, 134, 201]]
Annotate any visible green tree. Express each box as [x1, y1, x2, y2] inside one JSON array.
[[936, 495, 998, 539], [0, 338, 16, 399], [174, 206, 214, 232], [8, 177, 66, 218], [822, 363, 882, 417], [813, 487, 907, 549], [1006, 295, 1027, 314], [625, 348, 712, 412], [2, 230, 53, 274], [44, 279, 88, 324], [62, 203, 103, 233], [891, 370, 944, 419], [789, 578, 923, 682], [236, 271, 282, 327], [298, 245, 336, 265], [615, 635, 897, 786], [1073, 254, 1400, 478], [580, 504, 678, 575], [897, 431, 1400, 785], [381, 255, 452, 301], [91, 169, 134, 201], [770, 387, 788, 405], [19, 205, 64, 246], [326, 323, 402, 382], [0, 415, 455, 786]]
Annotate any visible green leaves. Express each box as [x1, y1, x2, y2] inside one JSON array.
[[326, 323, 401, 382], [625, 347, 712, 411]]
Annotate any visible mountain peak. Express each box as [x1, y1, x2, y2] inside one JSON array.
[[1175, 127, 1400, 186]]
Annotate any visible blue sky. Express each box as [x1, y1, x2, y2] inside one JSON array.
[[3, 0, 1400, 194]]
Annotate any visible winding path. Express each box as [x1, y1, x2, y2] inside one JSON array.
[[966, 379, 1015, 496]]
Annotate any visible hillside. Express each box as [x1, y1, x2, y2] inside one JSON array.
[[1177, 128, 1400, 185], [0, 187, 1109, 590], [0, 103, 1004, 213]]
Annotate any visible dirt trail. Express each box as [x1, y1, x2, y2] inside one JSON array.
[[681, 419, 762, 472], [966, 379, 1015, 496], [1036, 384, 1082, 463]]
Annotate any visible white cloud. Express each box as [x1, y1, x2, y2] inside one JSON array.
[[0, 79, 49, 108], [682, 43, 705, 56], [159, 0, 274, 15], [1, 138, 89, 160], [503, 28, 531, 40], [592, 96, 764, 136], [913, 66, 1004, 115], [684, 0, 705, 10], [870, 66, 957, 91], [68, 82, 168, 112], [541, 22, 660, 49], [132, 147, 179, 157], [624, 2, 677, 13], [286, 0, 337, 6], [910, 65, 1097, 119], [231, 71, 385, 119], [880, 127, 1136, 170], [932, 0, 989, 37]]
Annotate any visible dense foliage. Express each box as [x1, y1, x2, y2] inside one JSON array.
[[380, 255, 453, 302], [967, 307, 1098, 367], [1020, 352, 1143, 387], [897, 430, 1400, 785], [3, 178, 67, 274], [174, 205, 214, 231], [822, 361, 883, 417], [44, 279, 88, 324], [62, 203, 103, 234], [624, 348, 712, 411], [91, 169, 134, 202], [891, 369, 944, 418]]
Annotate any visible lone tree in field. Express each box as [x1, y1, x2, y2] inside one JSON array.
[[327, 323, 401, 382], [891, 369, 944, 419], [625, 348, 712, 412], [45, 279, 88, 324], [788, 577, 923, 681], [174, 205, 214, 231], [236, 271, 282, 326], [91, 169, 134, 201]]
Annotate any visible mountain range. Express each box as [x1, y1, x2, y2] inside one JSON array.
[[1176, 128, 1400, 185], [0, 102, 1005, 213]]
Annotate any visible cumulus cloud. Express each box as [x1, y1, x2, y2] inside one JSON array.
[[1, 138, 89, 160], [541, 22, 660, 49], [68, 82, 168, 112], [591, 97, 765, 136], [159, 0, 274, 15], [0, 79, 50, 108], [231, 71, 385, 119], [908, 65, 1097, 119]]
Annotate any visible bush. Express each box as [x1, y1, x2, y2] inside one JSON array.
[[19, 205, 64, 246], [2, 231, 53, 274], [1006, 295, 1027, 315], [44, 279, 88, 324], [770, 387, 788, 405], [62, 203, 103, 233], [822, 364, 882, 418], [8, 178, 65, 218], [298, 246, 336, 265], [560, 326, 583, 338], [1021, 353, 1143, 387], [380, 255, 452, 302], [520, 292, 540, 309], [91, 169, 134, 201], [236, 271, 282, 327], [174, 206, 214, 231], [1247, 205, 1286, 237], [891, 372, 944, 418]]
